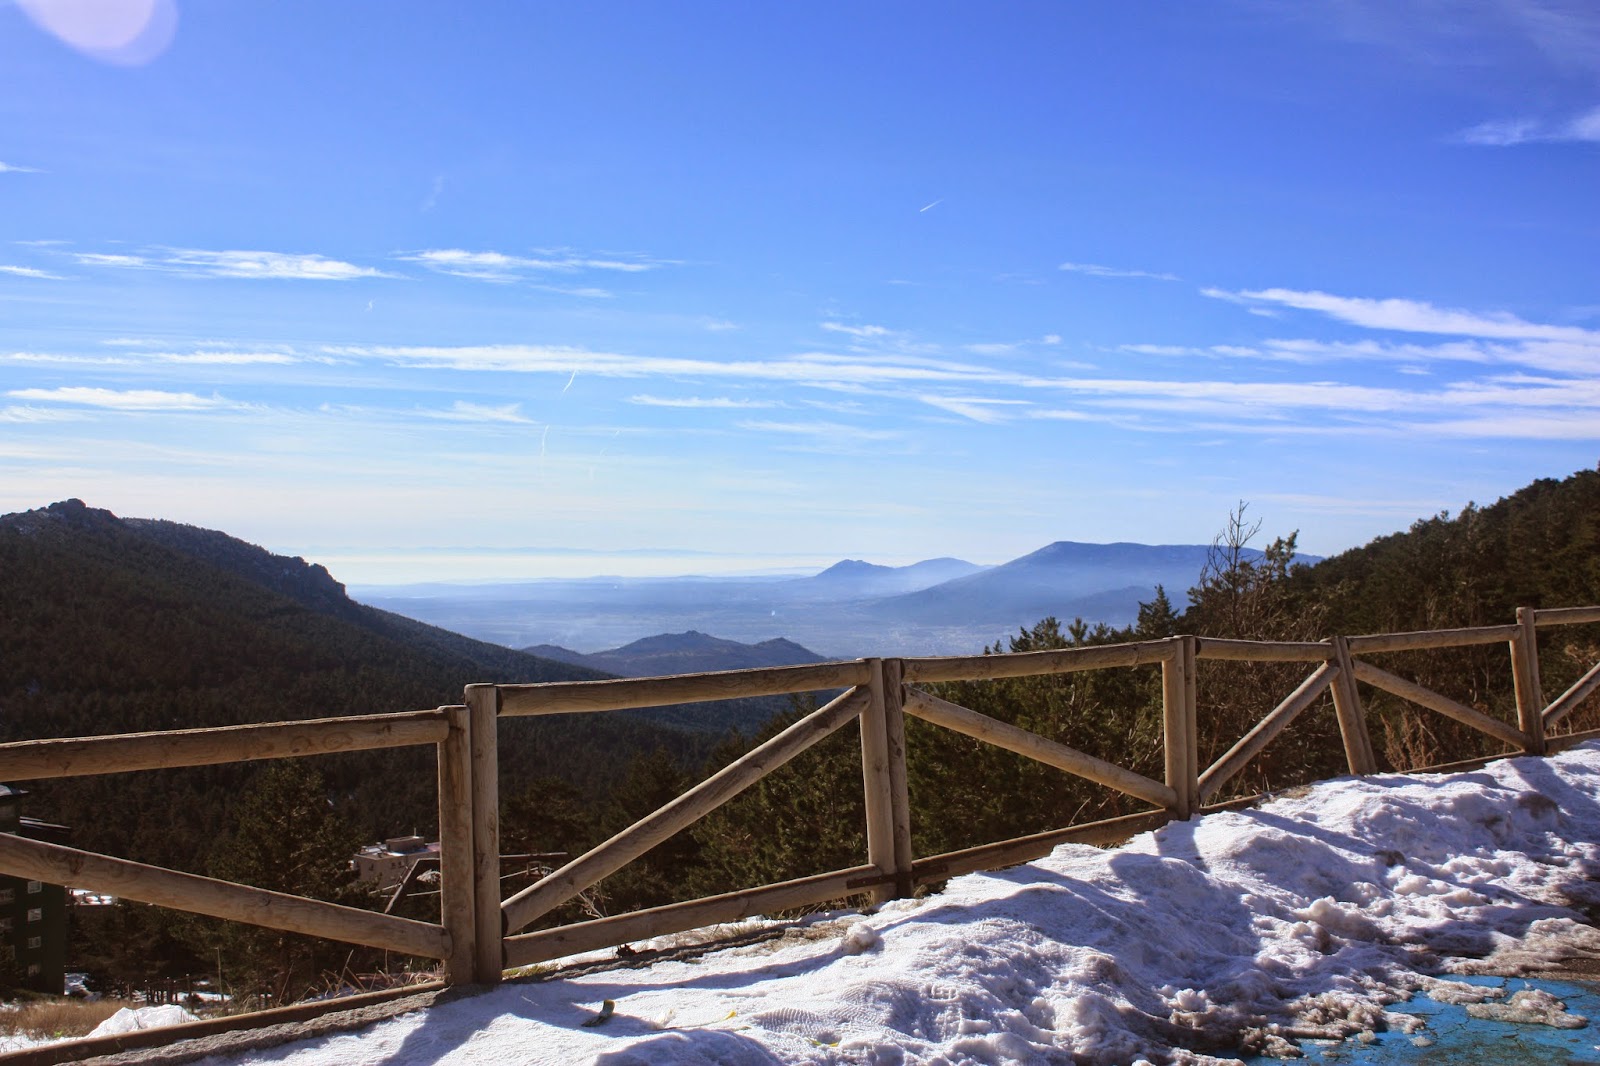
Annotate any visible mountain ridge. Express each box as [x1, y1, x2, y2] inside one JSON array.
[[523, 630, 826, 676]]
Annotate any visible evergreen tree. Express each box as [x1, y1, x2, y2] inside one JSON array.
[[192, 761, 367, 1004]]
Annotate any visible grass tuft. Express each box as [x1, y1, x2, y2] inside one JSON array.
[[0, 999, 135, 1040]]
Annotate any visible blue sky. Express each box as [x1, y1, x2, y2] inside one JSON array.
[[2, 1, 1597, 583]]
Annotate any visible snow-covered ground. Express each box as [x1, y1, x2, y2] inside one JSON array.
[[178, 743, 1600, 1064]]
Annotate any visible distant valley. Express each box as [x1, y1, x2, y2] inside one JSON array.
[[353, 542, 1297, 658]]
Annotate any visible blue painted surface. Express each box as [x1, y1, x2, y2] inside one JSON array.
[[1243, 976, 1600, 1064]]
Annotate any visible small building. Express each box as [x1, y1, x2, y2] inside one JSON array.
[[0, 785, 69, 994], [352, 836, 440, 891]]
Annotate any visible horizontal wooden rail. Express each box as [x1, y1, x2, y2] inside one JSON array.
[[902, 639, 1175, 685], [1535, 606, 1600, 626], [1345, 625, 1519, 655], [0, 711, 448, 782], [909, 794, 1269, 887], [503, 865, 885, 968], [1197, 662, 1337, 803], [912, 810, 1172, 885], [1543, 660, 1600, 729], [1194, 638, 1331, 662], [1351, 659, 1528, 750], [902, 688, 1175, 809], [498, 660, 871, 716], [501, 686, 869, 934], [0, 980, 448, 1066], [1547, 727, 1600, 753], [0, 835, 447, 959]]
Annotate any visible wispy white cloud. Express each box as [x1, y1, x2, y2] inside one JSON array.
[[821, 322, 893, 339], [736, 420, 901, 443], [1120, 344, 1195, 357], [1059, 261, 1180, 282], [398, 248, 670, 282], [0, 405, 86, 423], [75, 252, 148, 268], [327, 342, 1018, 390], [0, 265, 64, 279], [7, 387, 234, 410], [165, 248, 392, 280], [417, 401, 533, 424], [628, 395, 780, 409], [1205, 286, 1600, 344], [2, 352, 138, 367], [1456, 104, 1600, 146], [918, 396, 1031, 424], [151, 350, 303, 365], [73, 247, 391, 280], [534, 284, 614, 299], [0, 162, 41, 174], [2, 348, 303, 367]]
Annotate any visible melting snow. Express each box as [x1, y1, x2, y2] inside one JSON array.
[[198, 742, 1600, 1065]]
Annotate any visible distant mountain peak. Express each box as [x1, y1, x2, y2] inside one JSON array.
[[1, 498, 122, 535], [815, 559, 893, 579]]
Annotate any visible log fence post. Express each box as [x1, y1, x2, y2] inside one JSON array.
[[464, 684, 503, 984], [861, 659, 914, 902], [1329, 636, 1376, 774], [881, 658, 914, 897], [1512, 606, 1546, 755], [1162, 638, 1196, 818], [436, 705, 476, 985], [1182, 635, 1199, 802]]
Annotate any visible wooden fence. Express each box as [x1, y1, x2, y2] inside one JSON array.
[[1, 604, 1598, 1007]]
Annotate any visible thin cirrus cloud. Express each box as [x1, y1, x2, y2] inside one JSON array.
[[918, 396, 1032, 424], [0, 162, 41, 173], [1203, 287, 1600, 345], [324, 335, 1600, 438], [0, 405, 85, 423], [398, 248, 671, 282], [416, 401, 533, 424], [7, 387, 233, 410], [328, 342, 1023, 389], [628, 395, 780, 409], [0, 265, 64, 279], [74, 248, 391, 280], [1455, 104, 1600, 146], [735, 419, 902, 443], [1059, 261, 1180, 282], [820, 322, 893, 339], [0, 349, 300, 367]]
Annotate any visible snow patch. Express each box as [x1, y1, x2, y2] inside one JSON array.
[[195, 742, 1600, 1065]]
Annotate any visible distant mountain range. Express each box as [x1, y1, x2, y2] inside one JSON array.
[[527, 631, 825, 676], [355, 541, 1314, 658]]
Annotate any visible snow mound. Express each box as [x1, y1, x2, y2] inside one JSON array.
[[199, 743, 1600, 1065], [88, 1004, 198, 1037]]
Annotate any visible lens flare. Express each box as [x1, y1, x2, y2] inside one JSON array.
[[16, 0, 178, 66]]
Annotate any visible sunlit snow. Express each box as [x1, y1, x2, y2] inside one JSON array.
[[193, 743, 1600, 1064]]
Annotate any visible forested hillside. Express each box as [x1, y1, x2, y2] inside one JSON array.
[[0, 500, 725, 869], [1289, 468, 1600, 631], [0, 500, 847, 998]]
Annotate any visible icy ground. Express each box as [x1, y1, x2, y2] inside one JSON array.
[[197, 743, 1600, 1065]]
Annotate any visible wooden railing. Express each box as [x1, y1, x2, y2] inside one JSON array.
[[0, 604, 1596, 1003], [479, 604, 1600, 980], [0, 709, 478, 982]]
